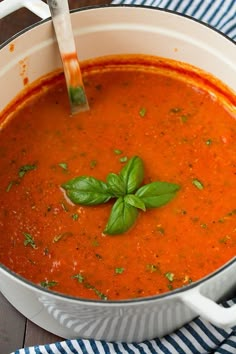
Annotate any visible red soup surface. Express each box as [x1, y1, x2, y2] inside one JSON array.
[[0, 55, 236, 301]]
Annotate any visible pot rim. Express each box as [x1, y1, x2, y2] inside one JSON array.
[[0, 4, 235, 51], [0, 4, 235, 306]]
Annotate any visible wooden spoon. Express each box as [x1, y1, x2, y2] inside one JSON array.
[[47, 0, 89, 115]]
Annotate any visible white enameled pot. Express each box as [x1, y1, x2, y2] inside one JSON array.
[[0, 0, 236, 342]]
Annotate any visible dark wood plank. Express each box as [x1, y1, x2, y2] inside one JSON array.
[[0, 0, 112, 45], [69, 0, 111, 8], [0, 292, 26, 353], [24, 320, 62, 347], [0, 6, 40, 45]]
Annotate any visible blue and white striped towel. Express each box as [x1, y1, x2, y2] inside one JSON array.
[[13, 1, 236, 353], [111, 0, 236, 41]]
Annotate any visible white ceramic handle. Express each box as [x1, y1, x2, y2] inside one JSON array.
[[182, 288, 236, 328], [0, 0, 50, 20]]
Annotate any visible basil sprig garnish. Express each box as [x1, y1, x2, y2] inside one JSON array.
[[62, 156, 180, 235]]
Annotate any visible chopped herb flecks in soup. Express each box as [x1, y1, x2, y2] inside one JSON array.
[[0, 55, 236, 300]]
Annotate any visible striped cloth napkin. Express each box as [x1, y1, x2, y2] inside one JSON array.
[[13, 1, 236, 353], [112, 0, 236, 41]]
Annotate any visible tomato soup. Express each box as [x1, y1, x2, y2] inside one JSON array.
[[0, 55, 236, 301]]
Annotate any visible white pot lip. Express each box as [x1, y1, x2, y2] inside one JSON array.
[[0, 4, 235, 51], [0, 4, 235, 305]]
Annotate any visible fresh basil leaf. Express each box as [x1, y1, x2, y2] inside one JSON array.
[[73, 273, 107, 300], [107, 173, 126, 197], [23, 232, 37, 249], [72, 273, 85, 283], [192, 178, 204, 190], [115, 267, 125, 274], [58, 162, 68, 171], [119, 156, 128, 163], [62, 176, 112, 205], [113, 149, 122, 155], [69, 85, 87, 105], [139, 107, 147, 117], [53, 231, 73, 243], [120, 156, 144, 194], [124, 194, 146, 211], [90, 159, 97, 169], [165, 272, 175, 282], [6, 180, 19, 192], [40, 280, 58, 288], [136, 181, 180, 208], [18, 164, 37, 178], [104, 197, 138, 235]]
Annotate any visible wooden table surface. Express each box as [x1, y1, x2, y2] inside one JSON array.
[[0, 1, 110, 352]]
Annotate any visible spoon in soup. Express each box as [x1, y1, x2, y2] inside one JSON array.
[[47, 0, 89, 114]]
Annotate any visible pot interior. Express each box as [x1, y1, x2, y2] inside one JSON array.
[[0, 6, 235, 115]]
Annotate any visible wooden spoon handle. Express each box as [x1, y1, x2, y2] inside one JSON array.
[[47, 0, 89, 114]]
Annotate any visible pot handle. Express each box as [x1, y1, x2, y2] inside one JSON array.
[[0, 0, 50, 20], [182, 288, 236, 328]]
